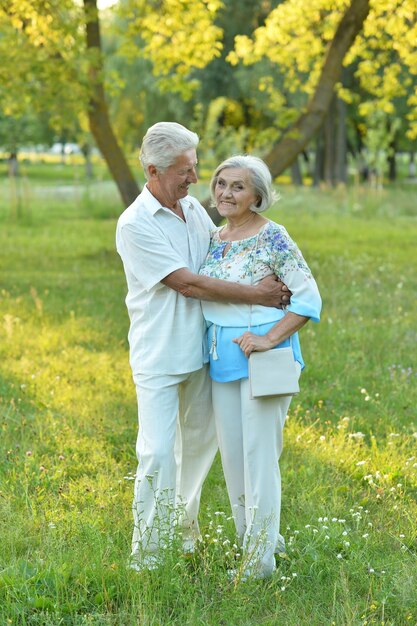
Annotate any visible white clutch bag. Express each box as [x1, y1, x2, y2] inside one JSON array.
[[249, 346, 300, 399], [247, 232, 300, 400]]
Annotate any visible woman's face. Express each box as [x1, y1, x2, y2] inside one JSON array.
[[214, 168, 259, 220]]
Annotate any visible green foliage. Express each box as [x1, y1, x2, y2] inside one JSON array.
[[0, 1, 88, 127], [117, 0, 224, 99], [228, 0, 417, 151], [0, 172, 416, 624]]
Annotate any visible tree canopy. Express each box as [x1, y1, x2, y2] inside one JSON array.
[[1, 0, 416, 204]]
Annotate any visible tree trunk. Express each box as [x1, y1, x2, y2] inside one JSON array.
[[324, 94, 337, 185], [264, 0, 370, 178], [387, 135, 397, 182], [82, 143, 94, 179], [313, 130, 325, 187], [291, 157, 303, 185], [408, 152, 416, 179], [8, 152, 19, 177], [335, 96, 348, 183], [84, 0, 140, 207]]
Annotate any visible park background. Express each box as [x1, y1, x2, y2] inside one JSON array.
[[0, 0, 416, 624]]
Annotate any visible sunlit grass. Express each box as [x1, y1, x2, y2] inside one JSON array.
[[0, 175, 416, 624]]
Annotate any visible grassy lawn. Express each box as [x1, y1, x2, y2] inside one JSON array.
[[0, 172, 416, 625]]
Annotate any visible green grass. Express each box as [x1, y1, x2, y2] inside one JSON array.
[[0, 173, 416, 625]]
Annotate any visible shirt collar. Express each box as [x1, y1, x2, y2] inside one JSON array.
[[143, 184, 195, 216]]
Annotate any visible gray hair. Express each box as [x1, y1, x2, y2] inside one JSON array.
[[210, 155, 277, 213], [139, 122, 199, 178]]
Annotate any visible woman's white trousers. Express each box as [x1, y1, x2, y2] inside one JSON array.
[[212, 375, 297, 577]]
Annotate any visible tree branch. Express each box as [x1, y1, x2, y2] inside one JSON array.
[[264, 0, 370, 178]]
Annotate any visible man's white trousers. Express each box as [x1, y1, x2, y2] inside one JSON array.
[[131, 365, 217, 560]]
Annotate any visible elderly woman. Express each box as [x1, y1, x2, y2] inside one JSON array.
[[199, 155, 322, 579]]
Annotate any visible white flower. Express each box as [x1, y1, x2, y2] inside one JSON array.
[[362, 533, 369, 538], [336, 553, 343, 559]]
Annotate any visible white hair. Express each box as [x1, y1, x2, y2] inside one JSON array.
[[139, 122, 199, 179], [210, 155, 278, 213]]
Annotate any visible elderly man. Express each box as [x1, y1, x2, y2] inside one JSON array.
[[116, 122, 289, 571]]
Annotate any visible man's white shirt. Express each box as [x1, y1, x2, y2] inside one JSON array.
[[116, 185, 215, 375]]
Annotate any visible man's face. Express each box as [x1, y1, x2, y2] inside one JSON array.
[[156, 149, 198, 203]]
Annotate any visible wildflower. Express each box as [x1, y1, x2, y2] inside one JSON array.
[[369, 568, 375, 574], [362, 533, 369, 538], [336, 553, 343, 559], [356, 461, 366, 466]]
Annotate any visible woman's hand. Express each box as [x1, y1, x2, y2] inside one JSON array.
[[233, 331, 274, 357]]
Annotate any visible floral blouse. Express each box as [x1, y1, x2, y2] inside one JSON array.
[[199, 220, 322, 328]]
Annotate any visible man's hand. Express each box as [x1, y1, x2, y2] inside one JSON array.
[[255, 275, 291, 308]]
